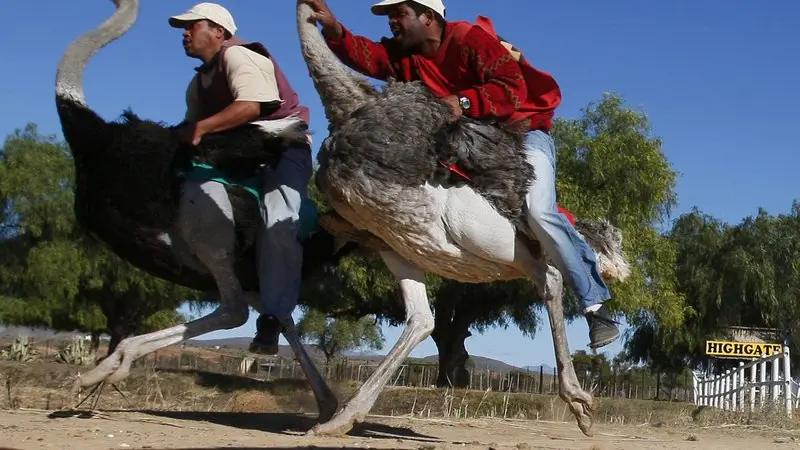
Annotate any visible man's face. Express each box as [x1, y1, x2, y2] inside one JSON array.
[[386, 3, 429, 50], [181, 20, 224, 58]]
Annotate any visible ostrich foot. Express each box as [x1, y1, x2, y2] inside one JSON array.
[[559, 382, 596, 437], [70, 361, 131, 411], [71, 305, 251, 400], [306, 405, 367, 437], [71, 347, 129, 401], [72, 342, 138, 398], [71, 380, 105, 410], [315, 395, 339, 424]]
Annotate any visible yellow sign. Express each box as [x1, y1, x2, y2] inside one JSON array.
[[705, 340, 783, 358]]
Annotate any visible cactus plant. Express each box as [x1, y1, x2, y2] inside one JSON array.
[[56, 337, 96, 366], [1, 335, 37, 362]]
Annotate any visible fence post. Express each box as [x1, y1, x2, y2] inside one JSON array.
[[729, 368, 739, 411], [749, 363, 757, 413], [700, 375, 707, 406], [728, 369, 734, 410], [692, 373, 698, 405], [708, 377, 717, 408], [712, 375, 718, 408], [772, 350, 780, 404], [783, 346, 792, 418], [738, 361, 745, 411], [539, 366, 544, 395], [760, 354, 767, 407]]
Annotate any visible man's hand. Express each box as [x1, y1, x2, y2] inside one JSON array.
[[299, 0, 343, 40], [175, 122, 206, 146], [441, 95, 463, 123], [178, 102, 259, 146]]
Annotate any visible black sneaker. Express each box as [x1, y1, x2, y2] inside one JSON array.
[[249, 314, 283, 355], [585, 304, 620, 349]]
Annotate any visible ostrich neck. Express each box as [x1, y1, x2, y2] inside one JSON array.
[[295, 2, 376, 128], [55, 0, 139, 105]]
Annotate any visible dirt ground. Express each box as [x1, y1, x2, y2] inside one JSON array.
[[1, 408, 797, 450]]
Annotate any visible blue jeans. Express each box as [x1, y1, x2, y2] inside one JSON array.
[[523, 130, 611, 309], [256, 144, 313, 321]]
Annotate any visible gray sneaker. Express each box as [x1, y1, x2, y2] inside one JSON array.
[[586, 304, 620, 349]]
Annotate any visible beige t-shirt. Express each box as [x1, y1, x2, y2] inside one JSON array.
[[184, 45, 283, 122]]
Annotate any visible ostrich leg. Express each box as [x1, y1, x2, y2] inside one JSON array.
[[540, 265, 595, 437], [281, 317, 339, 422], [307, 250, 434, 437], [73, 292, 250, 393], [74, 181, 252, 393]]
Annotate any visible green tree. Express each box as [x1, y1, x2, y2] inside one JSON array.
[[553, 92, 685, 328], [427, 278, 538, 387], [571, 350, 611, 390], [624, 209, 724, 374], [297, 307, 384, 364], [0, 124, 198, 354], [626, 202, 800, 375]]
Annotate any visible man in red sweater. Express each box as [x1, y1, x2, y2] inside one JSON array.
[[301, 0, 619, 349]]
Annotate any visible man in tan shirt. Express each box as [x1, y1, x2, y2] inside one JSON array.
[[170, 2, 313, 355], [183, 40, 284, 124]]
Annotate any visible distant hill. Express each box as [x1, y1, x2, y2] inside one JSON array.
[[0, 328, 554, 374], [186, 336, 552, 374], [521, 364, 556, 374], [183, 337, 326, 359], [185, 337, 255, 350]]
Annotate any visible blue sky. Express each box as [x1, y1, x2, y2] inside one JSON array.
[[3, 1, 799, 368]]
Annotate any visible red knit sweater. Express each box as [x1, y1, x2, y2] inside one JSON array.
[[325, 20, 560, 131]]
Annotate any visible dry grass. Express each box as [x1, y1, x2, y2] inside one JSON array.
[[371, 385, 701, 427], [1, 358, 799, 434]]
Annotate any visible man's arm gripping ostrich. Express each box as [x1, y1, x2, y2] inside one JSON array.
[[179, 40, 282, 142], [301, 0, 620, 349]]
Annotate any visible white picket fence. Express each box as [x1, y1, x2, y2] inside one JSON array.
[[692, 346, 793, 417]]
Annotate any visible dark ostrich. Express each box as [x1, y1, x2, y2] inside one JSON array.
[[57, 99, 329, 292], [56, 0, 346, 422]]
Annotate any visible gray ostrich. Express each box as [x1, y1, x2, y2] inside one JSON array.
[[295, 0, 632, 438], [54, 0, 358, 420]]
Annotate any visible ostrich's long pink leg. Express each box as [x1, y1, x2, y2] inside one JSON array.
[[540, 265, 595, 436], [307, 250, 434, 437]]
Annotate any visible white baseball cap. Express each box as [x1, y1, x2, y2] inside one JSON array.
[[169, 2, 237, 36], [371, 0, 446, 18]]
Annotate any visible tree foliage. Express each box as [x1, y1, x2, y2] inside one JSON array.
[[0, 124, 197, 352], [297, 307, 384, 363], [571, 349, 692, 401], [552, 93, 685, 329], [626, 202, 800, 374]]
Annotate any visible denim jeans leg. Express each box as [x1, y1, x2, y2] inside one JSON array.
[[256, 144, 313, 321], [523, 130, 611, 309]]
